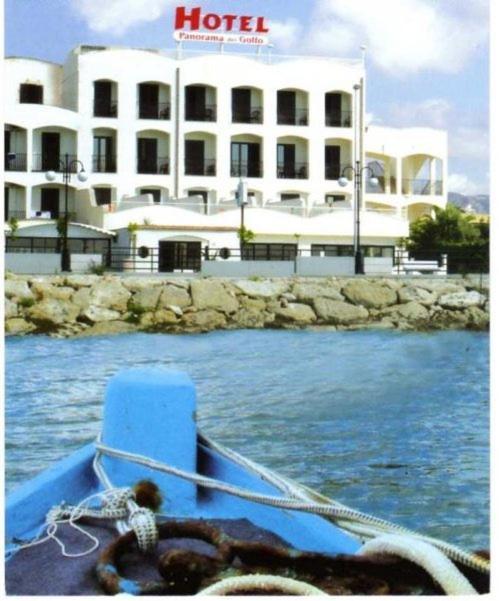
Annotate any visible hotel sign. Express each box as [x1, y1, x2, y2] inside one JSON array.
[[174, 6, 270, 46]]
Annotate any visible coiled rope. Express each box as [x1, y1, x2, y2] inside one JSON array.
[[197, 574, 328, 596], [94, 439, 489, 575]]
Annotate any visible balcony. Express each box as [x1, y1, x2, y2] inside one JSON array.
[[325, 110, 352, 127], [403, 179, 443, 195], [232, 107, 263, 124], [4, 210, 26, 221], [277, 162, 308, 179], [94, 99, 118, 118], [185, 159, 216, 176], [325, 163, 352, 180], [92, 154, 117, 173], [185, 105, 217, 122], [277, 108, 308, 126], [137, 156, 170, 175], [4, 153, 27, 172], [32, 154, 78, 172], [366, 175, 397, 194], [138, 102, 171, 120], [231, 161, 262, 178]]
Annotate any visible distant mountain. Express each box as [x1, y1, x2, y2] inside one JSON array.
[[448, 192, 489, 214]]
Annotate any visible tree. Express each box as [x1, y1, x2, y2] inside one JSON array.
[[237, 225, 255, 245], [127, 222, 139, 251], [404, 205, 488, 273]]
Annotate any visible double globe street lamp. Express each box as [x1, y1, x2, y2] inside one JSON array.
[[339, 162, 379, 275], [45, 153, 87, 272]]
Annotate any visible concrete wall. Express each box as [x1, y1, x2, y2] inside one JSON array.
[[202, 256, 360, 277], [296, 256, 354, 276], [5, 253, 101, 274]]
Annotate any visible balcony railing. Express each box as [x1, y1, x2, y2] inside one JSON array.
[[325, 110, 352, 127], [277, 162, 308, 179], [366, 176, 397, 194], [4, 210, 26, 221], [93, 99, 118, 117], [185, 159, 216, 176], [232, 107, 263, 124], [32, 154, 78, 172], [138, 102, 171, 120], [325, 163, 352, 180], [185, 105, 217, 122], [4, 153, 27, 171], [403, 179, 443, 195], [277, 108, 309, 126], [92, 154, 117, 173], [137, 157, 170, 174], [231, 161, 263, 178]]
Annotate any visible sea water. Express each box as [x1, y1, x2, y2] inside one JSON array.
[[5, 329, 489, 549]]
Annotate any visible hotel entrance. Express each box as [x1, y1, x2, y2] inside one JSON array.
[[158, 240, 202, 272]]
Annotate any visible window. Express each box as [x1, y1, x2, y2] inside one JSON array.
[[94, 81, 117, 117], [242, 243, 297, 261], [231, 142, 261, 177], [94, 188, 112, 206], [325, 194, 345, 205], [311, 245, 353, 257], [140, 188, 161, 203], [93, 136, 116, 172], [281, 193, 300, 201], [20, 84, 43, 104]]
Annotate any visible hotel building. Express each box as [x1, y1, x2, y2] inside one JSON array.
[[4, 45, 447, 273]]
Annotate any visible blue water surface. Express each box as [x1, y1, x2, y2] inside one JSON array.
[[5, 329, 489, 549]]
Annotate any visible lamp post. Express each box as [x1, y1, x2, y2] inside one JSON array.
[[338, 164, 379, 274], [236, 177, 248, 257], [45, 153, 87, 272]]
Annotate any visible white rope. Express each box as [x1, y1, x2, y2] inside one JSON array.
[[358, 534, 478, 595], [197, 574, 328, 596], [95, 440, 489, 574]]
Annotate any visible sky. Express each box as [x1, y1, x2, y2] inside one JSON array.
[[5, 0, 490, 195]]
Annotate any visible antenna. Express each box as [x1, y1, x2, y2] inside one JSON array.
[[360, 45, 367, 66]]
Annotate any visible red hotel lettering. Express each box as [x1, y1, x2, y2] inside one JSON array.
[[175, 6, 269, 34]]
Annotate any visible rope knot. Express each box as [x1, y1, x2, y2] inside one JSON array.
[[128, 504, 158, 553]]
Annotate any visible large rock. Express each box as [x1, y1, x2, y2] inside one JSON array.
[[398, 286, 437, 307], [5, 298, 18, 319], [31, 282, 74, 301], [88, 279, 131, 312], [464, 306, 489, 329], [65, 274, 100, 288], [342, 280, 397, 309], [4, 279, 33, 301], [234, 279, 289, 299], [313, 298, 369, 325], [121, 277, 165, 292], [81, 305, 122, 323], [76, 320, 137, 337], [5, 317, 35, 335], [291, 282, 344, 303], [72, 287, 91, 311], [140, 309, 178, 330], [409, 279, 466, 295], [182, 309, 227, 331], [158, 284, 191, 309], [274, 303, 317, 325], [132, 286, 162, 311], [27, 299, 79, 326], [394, 301, 429, 321], [439, 291, 486, 310], [191, 280, 238, 314]]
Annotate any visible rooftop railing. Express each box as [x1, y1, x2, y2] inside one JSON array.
[[277, 162, 308, 179], [31, 153, 78, 172], [325, 110, 352, 127], [4, 153, 27, 172], [185, 158, 217, 176], [185, 104, 217, 122], [137, 156, 170, 174], [277, 108, 309, 126], [138, 102, 171, 120]]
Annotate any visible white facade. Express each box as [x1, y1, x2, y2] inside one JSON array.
[[4, 45, 447, 270]]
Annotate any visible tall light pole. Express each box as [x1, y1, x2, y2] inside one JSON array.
[[236, 177, 248, 257], [339, 164, 379, 274], [45, 153, 87, 272]]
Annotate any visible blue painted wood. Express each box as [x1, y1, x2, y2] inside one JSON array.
[[6, 444, 98, 542], [6, 369, 360, 560], [101, 368, 197, 514]]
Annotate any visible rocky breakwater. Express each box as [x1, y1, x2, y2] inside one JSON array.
[[4, 273, 489, 338]]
